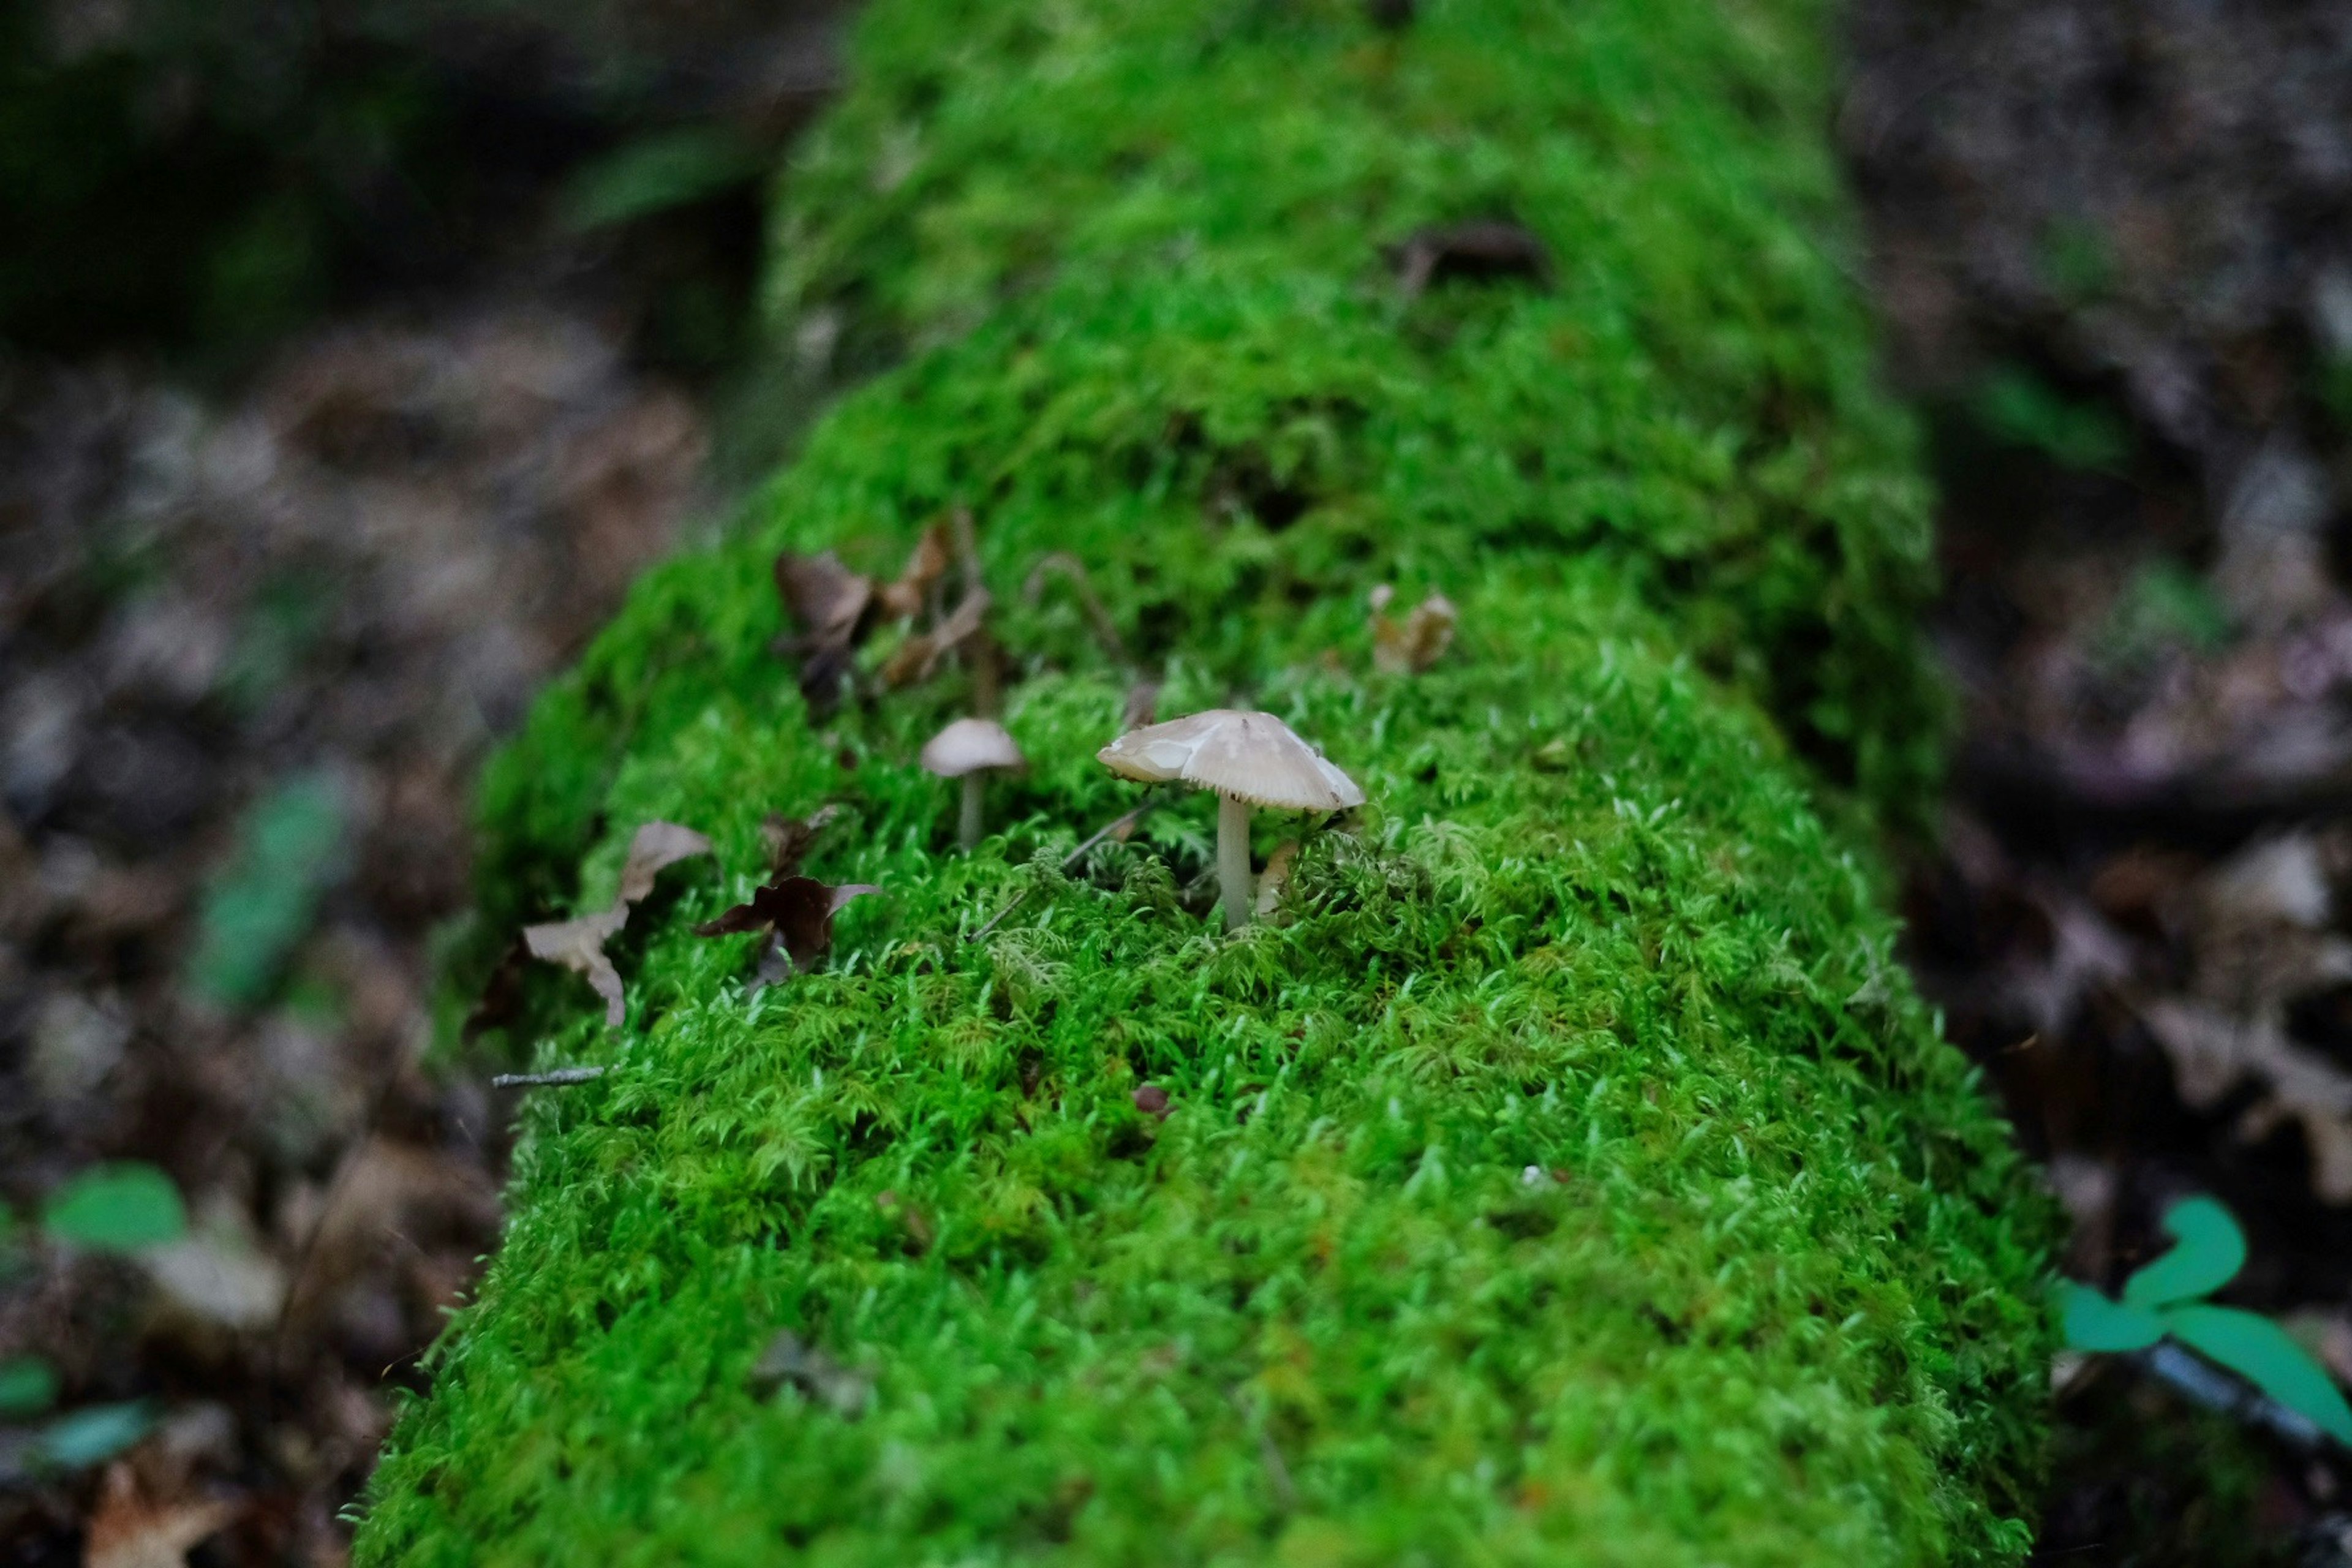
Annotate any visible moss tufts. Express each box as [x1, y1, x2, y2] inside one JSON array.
[[360, 0, 2051, 1561]]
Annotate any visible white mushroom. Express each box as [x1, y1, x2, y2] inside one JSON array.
[[922, 717, 1027, 849], [1096, 709, 1363, 930]]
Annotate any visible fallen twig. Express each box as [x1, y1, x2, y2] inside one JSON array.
[[490, 1066, 609, 1088], [964, 796, 1165, 943]]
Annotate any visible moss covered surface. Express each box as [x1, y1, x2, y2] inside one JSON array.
[[359, 0, 2054, 1561]]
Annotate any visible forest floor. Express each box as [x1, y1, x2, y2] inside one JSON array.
[[6, 0, 2352, 1562]]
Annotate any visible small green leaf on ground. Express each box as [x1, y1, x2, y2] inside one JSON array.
[[2166, 1303, 2352, 1446], [559, 127, 763, 233], [42, 1163, 187, 1252], [2060, 1281, 2165, 1352], [0, 1357, 58, 1418], [2123, 1196, 2248, 1309], [1970, 365, 2132, 473], [33, 1401, 154, 1470], [186, 770, 348, 1008]]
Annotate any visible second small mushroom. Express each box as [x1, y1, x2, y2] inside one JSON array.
[[1096, 709, 1364, 930], [922, 717, 1026, 849]]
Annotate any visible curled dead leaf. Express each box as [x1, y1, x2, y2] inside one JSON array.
[[1370, 586, 1458, 674], [760, 803, 845, 876], [880, 587, 990, 689], [774, 532, 960, 710], [695, 877, 881, 968], [2143, 1000, 2352, 1202], [774, 551, 870, 649], [521, 908, 628, 1026], [521, 821, 711, 1027], [873, 524, 949, 620], [84, 1462, 235, 1568]]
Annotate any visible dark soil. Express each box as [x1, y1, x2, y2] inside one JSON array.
[[1851, 0, 2352, 1558], [6, 0, 2352, 1560]]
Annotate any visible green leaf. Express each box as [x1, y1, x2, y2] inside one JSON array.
[[2059, 1281, 2164, 1351], [2165, 1303, 2352, 1446], [0, 1356, 58, 1418], [186, 771, 348, 1008], [1970, 365, 2132, 473], [2123, 1196, 2247, 1310], [32, 1401, 154, 1469], [40, 1163, 186, 1252], [558, 128, 763, 233]]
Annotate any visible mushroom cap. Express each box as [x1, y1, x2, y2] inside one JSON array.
[[1096, 709, 1365, 811], [921, 717, 1026, 777]]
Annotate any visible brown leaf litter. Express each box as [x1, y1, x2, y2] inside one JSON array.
[[82, 1463, 236, 1568], [694, 878, 881, 970], [1368, 586, 1458, 674], [2137, 833, 2352, 1202], [522, 821, 712, 1026], [773, 524, 959, 710]]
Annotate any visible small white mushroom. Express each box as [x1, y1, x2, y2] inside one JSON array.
[[1096, 709, 1363, 930], [922, 717, 1027, 849]]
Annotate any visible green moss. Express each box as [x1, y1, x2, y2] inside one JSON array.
[[360, 0, 2052, 1561]]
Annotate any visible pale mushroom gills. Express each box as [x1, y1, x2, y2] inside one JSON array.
[[1096, 709, 1363, 930], [922, 717, 1026, 849]]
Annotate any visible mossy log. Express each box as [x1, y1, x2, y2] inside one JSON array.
[[358, 0, 2054, 1561]]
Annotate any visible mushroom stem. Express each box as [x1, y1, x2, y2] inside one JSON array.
[[1216, 793, 1253, 931], [959, 774, 986, 850]]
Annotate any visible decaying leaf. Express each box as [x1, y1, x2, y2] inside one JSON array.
[[774, 531, 960, 709], [880, 587, 990, 688], [1369, 585, 1458, 674], [615, 820, 715, 902], [695, 876, 881, 968], [461, 932, 532, 1043], [774, 551, 871, 649], [83, 1463, 235, 1568], [760, 804, 845, 876], [2137, 831, 2352, 1202], [750, 1329, 870, 1417], [873, 524, 949, 619], [522, 821, 712, 1027], [2144, 1003, 2352, 1202], [1389, 221, 1551, 296]]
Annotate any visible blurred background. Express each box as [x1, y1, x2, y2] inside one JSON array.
[[3, 0, 2352, 1561]]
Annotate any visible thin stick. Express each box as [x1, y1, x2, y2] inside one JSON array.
[[490, 1066, 609, 1088], [1060, 796, 1160, 870], [1022, 552, 1128, 662], [965, 796, 1165, 943]]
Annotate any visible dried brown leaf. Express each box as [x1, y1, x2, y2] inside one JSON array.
[[522, 907, 628, 1025], [880, 587, 991, 688], [874, 524, 950, 620], [695, 877, 881, 968], [2144, 1000, 2352, 1202], [84, 1463, 235, 1568], [774, 550, 871, 646], [521, 821, 710, 1027], [760, 804, 844, 877], [774, 550, 874, 712], [614, 820, 714, 903], [1370, 587, 1458, 674]]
